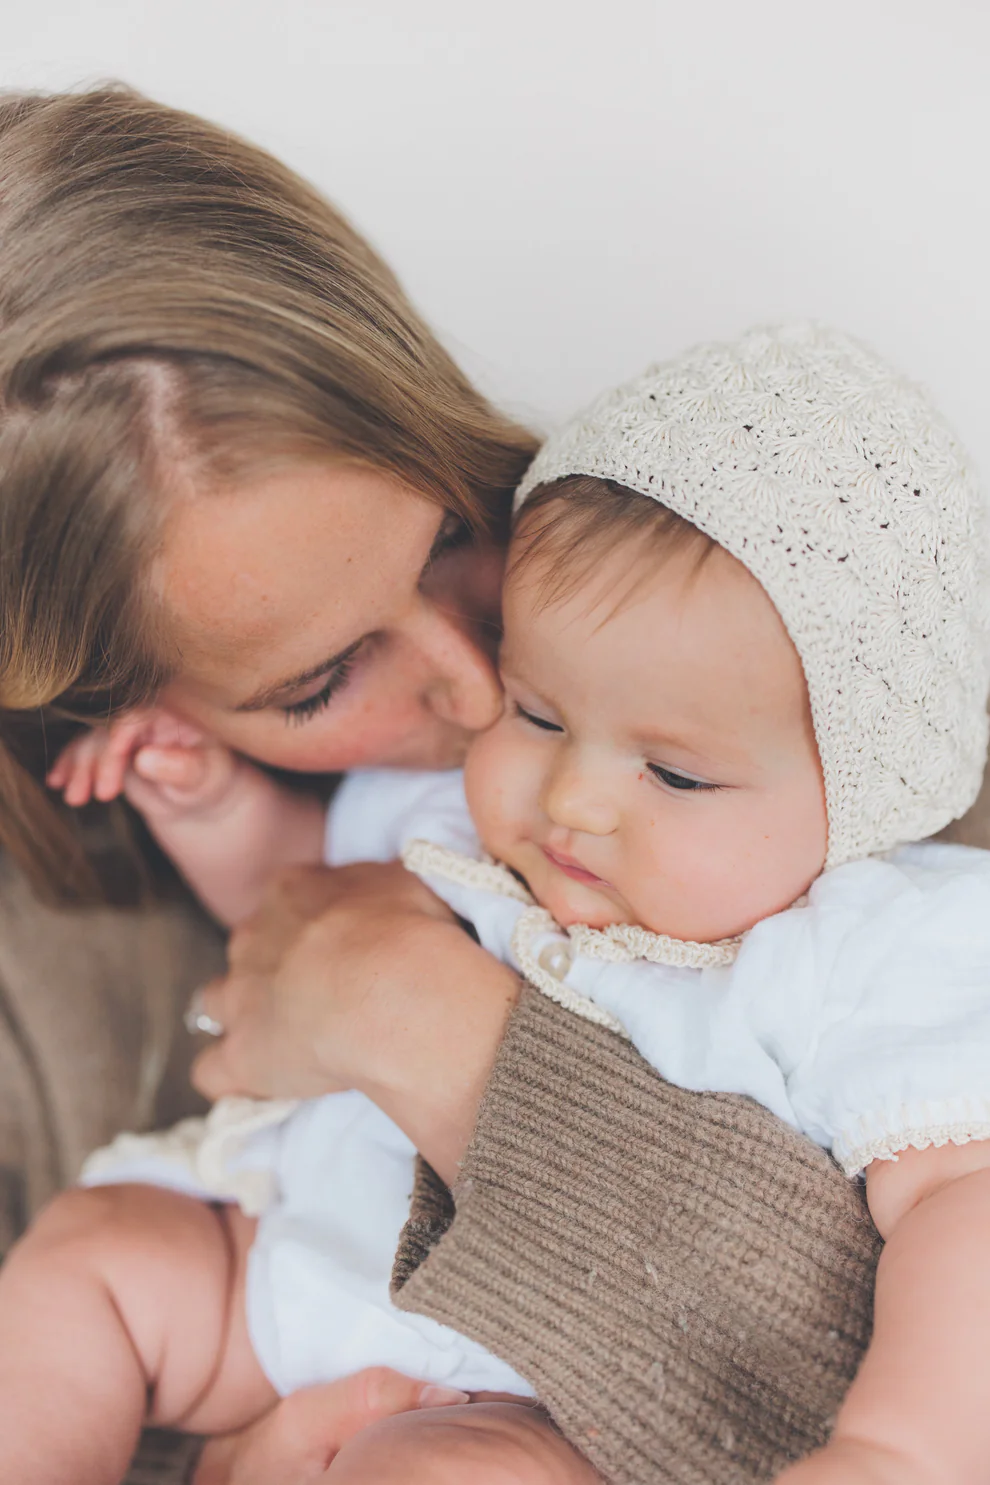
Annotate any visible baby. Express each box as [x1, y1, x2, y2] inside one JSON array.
[[7, 322, 990, 1485]]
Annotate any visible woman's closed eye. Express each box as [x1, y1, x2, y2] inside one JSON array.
[[282, 651, 360, 724], [647, 762, 722, 793], [283, 516, 469, 727], [515, 701, 563, 733]]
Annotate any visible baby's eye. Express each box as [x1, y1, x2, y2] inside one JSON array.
[[647, 763, 721, 793], [515, 702, 563, 733]]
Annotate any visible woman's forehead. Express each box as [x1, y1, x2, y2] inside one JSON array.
[[152, 462, 437, 688]]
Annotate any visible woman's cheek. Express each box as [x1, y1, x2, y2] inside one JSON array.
[[205, 689, 424, 774]]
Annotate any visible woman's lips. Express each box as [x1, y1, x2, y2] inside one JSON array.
[[541, 845, 609, 888]]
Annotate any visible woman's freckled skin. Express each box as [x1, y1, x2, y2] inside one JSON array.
[[151, 462, 504, 774]]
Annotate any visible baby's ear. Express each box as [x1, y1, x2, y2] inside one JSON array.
[[865, 1140, 990, 1238], [936, 759, 990, 852]]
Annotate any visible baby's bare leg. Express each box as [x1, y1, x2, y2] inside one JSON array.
[[0, 1184, 275, 1485], [327, 1400, 601, 1484]]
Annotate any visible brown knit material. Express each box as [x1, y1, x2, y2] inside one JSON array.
[[391, 1154, 456, 1292], [393, 985, 882, 1485], [0, 858, 223, 1246]]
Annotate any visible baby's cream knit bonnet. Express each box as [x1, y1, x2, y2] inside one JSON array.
[[516, 323, 990, 868]]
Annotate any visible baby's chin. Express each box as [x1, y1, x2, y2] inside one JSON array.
[[510, 851, 636, 931], [520, 864, 746, 942], [493, 840, 761, 941]]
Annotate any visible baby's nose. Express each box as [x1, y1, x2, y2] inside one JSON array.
[[542, 760, 618, 836]]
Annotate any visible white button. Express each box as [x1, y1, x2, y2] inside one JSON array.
[[537, 941, 573, 980]]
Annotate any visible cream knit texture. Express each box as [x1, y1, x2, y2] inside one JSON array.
[[516, 323, 990, 866]]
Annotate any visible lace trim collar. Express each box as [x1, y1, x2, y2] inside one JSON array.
[[402, 838, 742, 970]]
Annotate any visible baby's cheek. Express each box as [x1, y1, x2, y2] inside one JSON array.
[[464, 725, 512, 852], [628, 808, 766, 941], [464, 722, 536, 857]]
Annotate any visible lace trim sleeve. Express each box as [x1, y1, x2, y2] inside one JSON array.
[[834, 1097, 990, 1177]]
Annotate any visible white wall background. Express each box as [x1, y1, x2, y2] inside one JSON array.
[[3, 0, 988, 474]]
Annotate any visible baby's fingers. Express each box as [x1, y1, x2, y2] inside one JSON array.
[[49, 731, 105, 808], [91, 714, 159, 802], [131, 745, 211, 794], [45, 744, 76, 792]]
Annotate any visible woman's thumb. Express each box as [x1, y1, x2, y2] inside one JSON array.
[[192, 1370, 468, 1484]]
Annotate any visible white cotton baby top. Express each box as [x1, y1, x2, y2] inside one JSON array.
[[82, 763, 990, 1402], [334, 768, 990, 1179]]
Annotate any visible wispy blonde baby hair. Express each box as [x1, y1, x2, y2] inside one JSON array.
[[509, 475, 715, 615]]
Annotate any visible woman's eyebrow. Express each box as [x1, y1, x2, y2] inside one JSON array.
[[235, 639, 363, 712]]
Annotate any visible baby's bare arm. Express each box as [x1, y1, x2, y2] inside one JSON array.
[[49, 709, 326, 926], [777, 1140, 990, 1485], [149, 765, 326, 927]]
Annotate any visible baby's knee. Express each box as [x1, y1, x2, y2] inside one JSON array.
[[7, 1185, 127, 1270], [11, 1183, 224, 1292], [25, 1182, 163, 1250], [328, 1401, 600, 1485]]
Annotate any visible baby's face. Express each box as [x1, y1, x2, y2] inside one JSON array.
[[465, 533, 828, 942]]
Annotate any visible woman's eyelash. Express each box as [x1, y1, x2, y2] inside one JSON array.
[[283, 655, 358, 724], [515, 702, 563, 732], [647, 763, 722, 793], [282, 518, 467, 725], [421, 516, 473, 576]]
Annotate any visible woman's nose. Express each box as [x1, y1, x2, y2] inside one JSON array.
[[541, 750, 617, 836], [409, 599, 503, 732]]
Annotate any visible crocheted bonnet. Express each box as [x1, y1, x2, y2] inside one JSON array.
[[515, 323, 990, 868]]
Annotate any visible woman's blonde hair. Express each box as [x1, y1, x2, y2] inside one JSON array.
[[0, 86, 538, 902]]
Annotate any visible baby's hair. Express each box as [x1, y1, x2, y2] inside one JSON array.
[[509, 476, 716, 614]]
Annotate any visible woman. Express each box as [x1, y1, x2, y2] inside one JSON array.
[[0, 86, 890, 1485]]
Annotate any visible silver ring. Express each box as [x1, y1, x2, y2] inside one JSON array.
[[184, 987, 225, 1039]]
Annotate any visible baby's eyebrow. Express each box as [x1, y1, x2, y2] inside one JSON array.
[[635, 725, 735, 768], [235, 639, 362, 712]]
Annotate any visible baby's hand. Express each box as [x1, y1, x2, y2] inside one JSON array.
[[47, 708, 246, 826]]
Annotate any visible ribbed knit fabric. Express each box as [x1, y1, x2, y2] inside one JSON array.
[[393, 987, 881, 1485]]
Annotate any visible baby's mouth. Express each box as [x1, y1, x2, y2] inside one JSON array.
[[541, 845, 610, 888]]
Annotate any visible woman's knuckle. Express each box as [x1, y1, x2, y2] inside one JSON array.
[[357, 1366, 401, 1416], [191, 1047, 224, 1094]]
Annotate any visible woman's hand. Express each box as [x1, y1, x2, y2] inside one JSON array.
[[191, 862, 522, 1183], [194, 1369, 471, 1485]]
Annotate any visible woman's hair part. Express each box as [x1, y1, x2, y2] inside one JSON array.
[[0, 85, 538, 900]]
